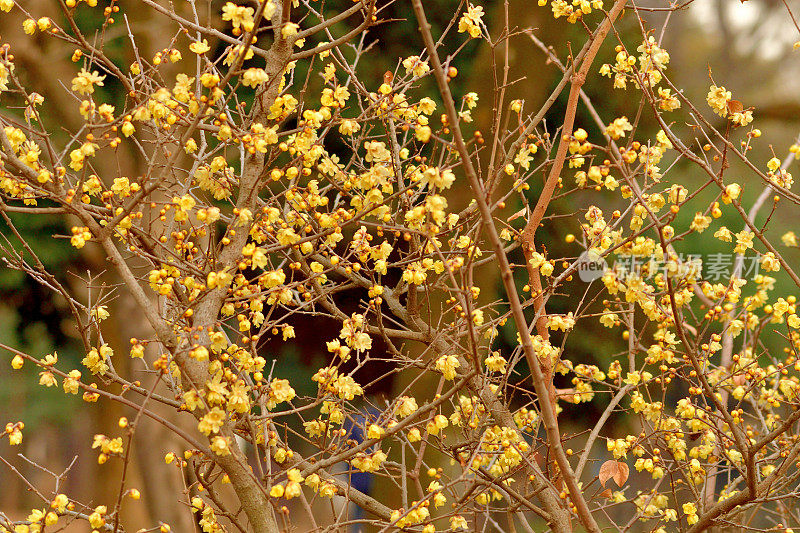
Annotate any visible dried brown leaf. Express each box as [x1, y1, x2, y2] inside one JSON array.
[[727, 99, 744, 114], [507, 207, 528, 222], [599, 460, 629, 488]]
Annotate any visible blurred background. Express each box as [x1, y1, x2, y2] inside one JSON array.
[[1, 0, 799, 530]]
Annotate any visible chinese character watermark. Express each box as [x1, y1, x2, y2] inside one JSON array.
[[577, 252, 762, 283]]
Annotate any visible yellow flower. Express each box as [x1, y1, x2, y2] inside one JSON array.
[[200, 72, 220, 88], [91, 305, 110, 321], [63, 370, 81, 394], [767, 157, 781, 172], [23, 18, 37, 35], [605, 117, 632, 139], [51, 494, 69, 513], [707, 85, 731, 117], [485, 353, 507, 373], [282, 22, 299, 39], [450, 515, 469, 530], [88, 506, 107, 529], [395, 396, 418, 418], [189, 40, 211, 54], [420, 167, 456, 189], [267, 378, 296, 408], [435, 355, 460, 380], [658, 87, 680, 111], [415, 125, 432, 142], [723, 183, 741, 203], [682, 502, 698, 524], [221, 2, 255, 32], [690, 213, 711, 233], [319, 481, 337, 497], [339, 119, 360, 135], [7, 423, 23, 445], [121, 121, 135, 137], [241, 68, 268, 88], [458, 4, 484, 39], [82, 346, 109, 375], [38, 371, 57, 387], [305, 473, 321, 491], [402, 56, 430, 77], [730, 109, 753, 127], [714, 227, 732, 242], [427, 414, 448, 435], [71, 68, 106, 95], [332, 375, 363, 400], [339, 313, 372, 352], [0, 63, 11, 94], [198, 407, 226, 435], [761, 252, 780, 272], [433, 492, 447, 508], [367, 424, 385, 439], [418, 97, 436, 115], [210, 436, 232, 456], [734, 230, 754, 254]]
